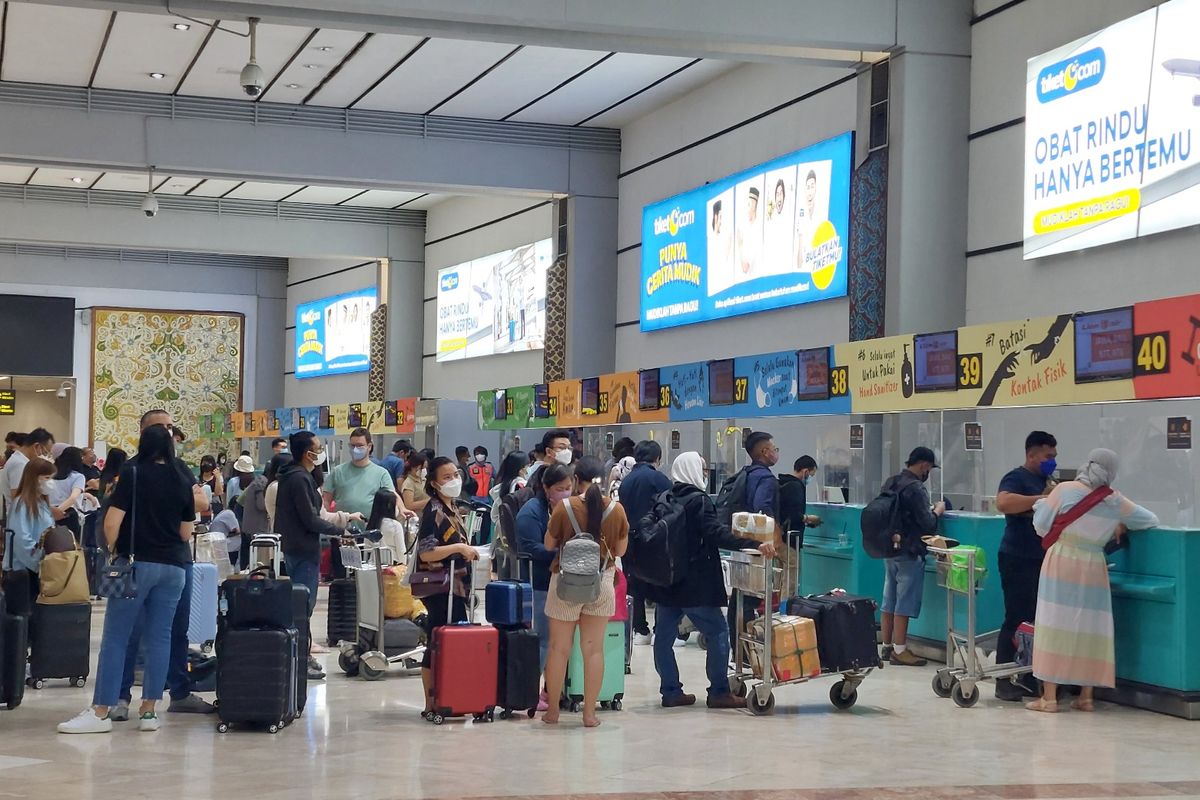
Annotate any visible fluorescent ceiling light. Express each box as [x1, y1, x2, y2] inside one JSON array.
[[286, 83, 301, 89], [149, 72, 166, 80], [70, 176, 84, 184], [173, 23, 190, 31]]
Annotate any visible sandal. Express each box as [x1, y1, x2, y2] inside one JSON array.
[[1025, 698, 1060, 713], [1071, 699, 1095, 712]]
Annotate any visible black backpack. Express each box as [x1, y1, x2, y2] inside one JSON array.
[[494, 485, 533, 581], [714, 467, 751, 531], [631, 490, 691, 587], [860, 478, 915, 558]]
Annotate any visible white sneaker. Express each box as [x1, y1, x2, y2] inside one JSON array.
[[633, 632, 653, 646], [138, 712, 161, 732], [57, 709, 113, 735], [673, 636, 689, 648]]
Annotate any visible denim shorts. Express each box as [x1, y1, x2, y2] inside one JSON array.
[[882, 555, 927, 618]]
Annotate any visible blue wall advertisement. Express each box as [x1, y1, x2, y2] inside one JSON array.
[[640, 131, 853, 332], [294, 287, 377, 379]]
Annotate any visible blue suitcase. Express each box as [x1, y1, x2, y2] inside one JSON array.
[[189, 562, 220, 650], [485, 581, 533, 627]]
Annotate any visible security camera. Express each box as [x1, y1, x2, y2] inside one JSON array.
[[240, 61, 265, 97], [141, 192, 159, 218], [56, 387, 67, 399]]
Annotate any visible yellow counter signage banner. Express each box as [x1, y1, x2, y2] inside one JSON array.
[[330, 404, 351, 435], [550, 380, 582, 427], [597, 372, 669, 425]]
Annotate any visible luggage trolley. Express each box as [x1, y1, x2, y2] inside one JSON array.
[[726, 547, 870, 715], [926, 544, 1030, 708], [337, 542, 426, 681]]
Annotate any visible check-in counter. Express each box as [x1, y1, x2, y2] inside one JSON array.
[[797, 502, 1200, 718]]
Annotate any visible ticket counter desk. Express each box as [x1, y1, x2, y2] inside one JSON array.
[[797, 503, 1200, 718]]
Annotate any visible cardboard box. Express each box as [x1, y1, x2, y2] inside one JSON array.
[[747, 614, 821, 681], [733, 512, 775, 543]]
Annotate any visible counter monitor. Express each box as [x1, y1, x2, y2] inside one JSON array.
[[1074, 307, 1134, 383], [493, 389, 507, 421], [639, 369, 661, 411], [581, 377, 600, 414], [708, 358, 735, 406], [914, 331, 959, 393], [796, 347, 831, 401], [533, 384, 550, 418]]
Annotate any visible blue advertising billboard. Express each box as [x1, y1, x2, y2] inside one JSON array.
[[294, 287, 377, 379], [640, 131, 853, 332]]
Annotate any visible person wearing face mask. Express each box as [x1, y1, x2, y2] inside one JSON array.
[[400, 452, 431, 514], [527, 430, 574, 490], [277, 431, 344, 681], [993, 430, 1059, 701], [515, 462, 572, 708], [416, 456, 480, 719], [777, 455, 820, 548], [615, 440, 672, 645], [4, 457, 56, 613], [322, 428, 415, 522], [725, 431, 782, 653], [648, 452, 776, 709], [878, 447, 944, 667], [5, 428, 56, 504]]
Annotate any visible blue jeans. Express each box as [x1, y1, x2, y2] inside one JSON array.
[[285, 555, 318, 653], [95, 561, 186, 707], [532, 589, 550, 672], [120, 560, 194, 703], [653, 605, 732, 699]]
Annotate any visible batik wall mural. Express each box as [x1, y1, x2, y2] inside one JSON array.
[[91, 308, 244, 457]]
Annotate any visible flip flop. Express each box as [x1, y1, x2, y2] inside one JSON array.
[[1025, 698, 1060, 713]]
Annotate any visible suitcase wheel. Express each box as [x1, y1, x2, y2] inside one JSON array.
[[430, 713, 445, 725], [71, 677, 87, 688], [202, 641, 214, 655], [268, 723, 280, 734], [610, 698, 622, 711], [527, 707, 537, 719], [217, 722, 230, 733], [27, 679, 44, 690], [499, 708, 512, 720], [569, 700, 581, 713]]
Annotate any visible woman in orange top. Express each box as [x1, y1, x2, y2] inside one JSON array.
[[541, 456, 628, 728]]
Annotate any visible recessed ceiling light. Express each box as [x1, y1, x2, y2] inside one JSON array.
[[173, 22, 191, 31], [172, 183, 187, 188], [70, 176, 84, 184], [149, 72, 166, 80], [318, 46, 333, 52], [303, 63, 320, 69], [286, 83, 302, 90]]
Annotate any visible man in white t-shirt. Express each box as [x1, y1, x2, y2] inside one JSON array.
[[5, 428, 55, 499]]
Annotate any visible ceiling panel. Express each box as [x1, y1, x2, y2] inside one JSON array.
[[508, 53, 697, 125], [29, 167, 104, 187], [1, 4, 110, 86], [340, 189, 424, 208], [225, 181, 306, 201], [155, 176, 204, 195], [0, 165, 36, 184], [281, 185, 361, 204], [429, 45, 606, 120], [355, 38, 516, 113], [92, 171, 155, 192], [258, 27, 366, 103], [91, 11, 213, 92], [399, 194, 449, 211], [185, 179, 242, 197], [176, 21, 313, 100], [305, 32, 426, 108], [581, 60, 736, 127]]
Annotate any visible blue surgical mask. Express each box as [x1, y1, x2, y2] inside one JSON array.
[[351, 445, 369, 462], [1039, 458, 1057, 478], [801, 475, 811, 486]]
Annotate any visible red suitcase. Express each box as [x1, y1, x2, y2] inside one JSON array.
[[429, 624, 499, 724]]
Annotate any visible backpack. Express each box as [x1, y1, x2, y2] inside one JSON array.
[[631, 490, 691, 587], [556, 498, 615, 604], [714, 467, 751, 531], [860, 478, 915, 559], [494, 484, 532, 582]]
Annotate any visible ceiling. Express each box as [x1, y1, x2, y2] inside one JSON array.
[[0, 2, 738, 128], [0, 376, 73, 393], [0, 162, 451, 209]]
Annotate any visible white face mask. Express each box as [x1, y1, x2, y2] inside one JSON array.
[[39, 478, 53, 495], [474, 454, 486, 463], [417, 469, 427, 480], [312, 450, 327, 467], [440, 477, 463, 498], [554, 448, 573, 466]]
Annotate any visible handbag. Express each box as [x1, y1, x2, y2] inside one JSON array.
[[40, 526, 77, 555], [1040, 485, 1113, 551], [37, 546, 91, 605], [409, 562, 451, 599], [223, 566, 293, 629], [98, 465, 137, 600]]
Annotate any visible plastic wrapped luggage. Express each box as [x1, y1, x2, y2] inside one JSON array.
[[565, 620, 626, 711], [497, 627, 540, 719], [786, 591, 879, 673], [0, 593, 28, 710], [484, 580, 533, 627], [189, 561, 220, 651], [215, 626, 298, 734], [326, 578, 357, 647], [28, 602, 90, 688]]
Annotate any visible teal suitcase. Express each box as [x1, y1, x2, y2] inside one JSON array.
[[564, 620, 625, 711]]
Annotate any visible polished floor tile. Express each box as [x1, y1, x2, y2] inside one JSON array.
[[0, 594, 1197, 800]]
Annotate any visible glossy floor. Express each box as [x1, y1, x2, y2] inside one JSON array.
[[1, 594, 1198, 800]]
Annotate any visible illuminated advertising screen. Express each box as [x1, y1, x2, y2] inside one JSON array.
[[436, 238, 553, 362], [1074, 307, 1134, 382], [1024, 0, 1200, 259], [796, 347, 831, 401], [295, 287, 377, 379], [640, 132, 853, 331], [914, 331, 959, 393]]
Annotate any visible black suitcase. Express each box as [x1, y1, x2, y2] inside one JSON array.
[[496, 627, 540, 719], [84, 547, 107, 598], [326, 578, 356, 647], [787, 592, 880, 673], [1, 610, 27, 710], [222, 570, 293, 630], [215, 627, 298, 733], [29, 602, 90, 688], [291, 584, 309, 715]]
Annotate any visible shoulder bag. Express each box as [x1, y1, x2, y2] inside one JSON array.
[[97, 465, 138, 600], [409, 505, 462, 599], [1040, 485, 1113, 551]]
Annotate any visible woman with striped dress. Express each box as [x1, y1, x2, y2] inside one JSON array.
[[1026, 448, 1158, 712]]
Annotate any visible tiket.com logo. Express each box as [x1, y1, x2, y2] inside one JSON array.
[[653, 207, 695, 236], [300, 309, 321, 326], [1037, 47, 1105, 103], [440, 272, 459, 292]]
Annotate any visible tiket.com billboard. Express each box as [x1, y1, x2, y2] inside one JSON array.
[[639, 131, 852, 332], [1024, 0, 1200, 260], [294, 287, 377, 379]]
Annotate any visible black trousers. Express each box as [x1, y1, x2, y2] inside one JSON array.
[[726, 591, 759, 660], [630, 580, 650, 636], [996, 552, 1042, 665]]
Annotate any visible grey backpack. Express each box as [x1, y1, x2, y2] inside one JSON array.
[[556, 498, 615, 604]]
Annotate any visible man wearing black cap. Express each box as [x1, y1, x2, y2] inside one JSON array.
[[879, 446, 944, 666]]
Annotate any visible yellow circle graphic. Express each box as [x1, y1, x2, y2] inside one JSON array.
[[809, 220, 839, 291]]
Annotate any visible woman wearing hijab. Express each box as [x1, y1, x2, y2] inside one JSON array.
[[1026, 448, 1158, 713], [643, 452, 776, 710]]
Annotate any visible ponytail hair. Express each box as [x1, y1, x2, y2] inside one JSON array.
[[573, 455, 606, 535]]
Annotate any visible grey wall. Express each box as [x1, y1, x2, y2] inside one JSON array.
[[614, 61, 861, 372], [967, 0, 1199, 323], [422, 196, 554, 400]]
